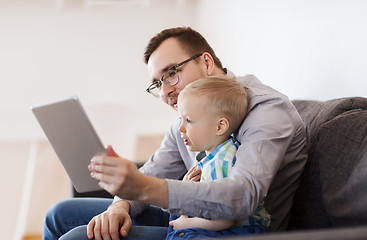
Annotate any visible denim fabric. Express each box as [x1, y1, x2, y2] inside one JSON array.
[[59, 225, 169, 240], [43, 198, 169, 240], [43, 198, 266, 240], [166, 215, 267, 240], [43, 198, 112, 239]]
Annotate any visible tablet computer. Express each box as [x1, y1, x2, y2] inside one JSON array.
[[31, 96, 106, 193]]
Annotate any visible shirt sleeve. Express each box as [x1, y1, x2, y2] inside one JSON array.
[[120, 119, 194, 217]]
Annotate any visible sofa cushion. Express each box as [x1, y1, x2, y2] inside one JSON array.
[[288, 97, 367, 230], [318, 109, 367, 227]]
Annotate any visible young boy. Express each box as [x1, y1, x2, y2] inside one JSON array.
[[167, 75, 270, 239]]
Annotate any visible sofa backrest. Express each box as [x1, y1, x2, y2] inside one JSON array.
[[288, 97, 367, 230]]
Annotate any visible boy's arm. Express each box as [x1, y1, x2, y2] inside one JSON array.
[[170, 215, 235, 231]]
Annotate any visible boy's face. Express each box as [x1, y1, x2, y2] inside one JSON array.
[[177, 95, 221, 153], [147, 38, 207, 109]]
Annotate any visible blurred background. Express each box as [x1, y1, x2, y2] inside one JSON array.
[[1, 0, 366, 239]]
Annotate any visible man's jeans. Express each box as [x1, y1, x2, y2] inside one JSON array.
[[43, 198, 267, 240], [43, 198, 169, 240]]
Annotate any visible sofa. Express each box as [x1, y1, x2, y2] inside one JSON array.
[[75, 97, 367, 239], [289, 97, 367, 229], [231, 97, 367, 239]]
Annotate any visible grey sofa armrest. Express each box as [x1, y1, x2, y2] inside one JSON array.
[[289, 97, 367, 229]]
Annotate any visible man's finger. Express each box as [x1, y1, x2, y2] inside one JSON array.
[[90, 171, 115, 184], [89, 163, 116, 176], [93, 217, 102, 240], [101, 213, 112, 240], [91, 156, 120, 167], [87, 218, 95, 239], [120, 215, 132, 238], [108, 215, 121, 240]]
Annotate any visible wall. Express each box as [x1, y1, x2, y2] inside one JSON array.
[[1, 0, 366, 239], [0, 142, 29, 240], [0, 0, 197, 153], [196, 0, 367, 100]]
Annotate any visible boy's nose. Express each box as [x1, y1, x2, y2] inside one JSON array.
[[178, 123, 185, 133]]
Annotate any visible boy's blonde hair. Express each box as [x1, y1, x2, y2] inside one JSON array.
[[179, 75, 248, 134]]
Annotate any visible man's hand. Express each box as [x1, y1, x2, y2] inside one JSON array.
[[88, 145, 169, 208], [89, 145, 140, 199], [89, 153, 141, 199], [87, 200, 131, 240]]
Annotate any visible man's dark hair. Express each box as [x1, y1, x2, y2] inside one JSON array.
[[144, 27, 224, 71]]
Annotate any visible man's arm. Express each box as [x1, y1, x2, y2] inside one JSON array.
[[90, 83, 306, 228], [89, 98, 295, 219], [90, 155, 169, 208]]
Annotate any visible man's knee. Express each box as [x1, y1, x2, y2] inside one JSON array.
[[59, 225, 89, 240], [45, 199, 75, 222], [44, 199, 66, 225]]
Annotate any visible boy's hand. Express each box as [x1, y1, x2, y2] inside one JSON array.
[[169, 215, 190, 230], [183, 165, 201, 182]]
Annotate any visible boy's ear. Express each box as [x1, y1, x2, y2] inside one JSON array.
[[216, 118, 230, 136]]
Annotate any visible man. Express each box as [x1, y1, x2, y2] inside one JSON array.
[[43, 27, 307, 240]]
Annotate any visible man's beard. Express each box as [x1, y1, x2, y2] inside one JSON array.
[[167, 93, 179, 110]]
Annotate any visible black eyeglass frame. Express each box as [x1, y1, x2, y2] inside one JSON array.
[[146, 53, 203, 97]]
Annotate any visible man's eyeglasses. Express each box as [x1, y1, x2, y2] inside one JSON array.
[[146, 53, 202, 97]]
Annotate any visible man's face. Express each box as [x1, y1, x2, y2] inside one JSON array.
[[147, 38, 207, 109]]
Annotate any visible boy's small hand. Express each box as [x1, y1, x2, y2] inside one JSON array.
[[183, 165, 201, 182], [169, 215, 189, 230]]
